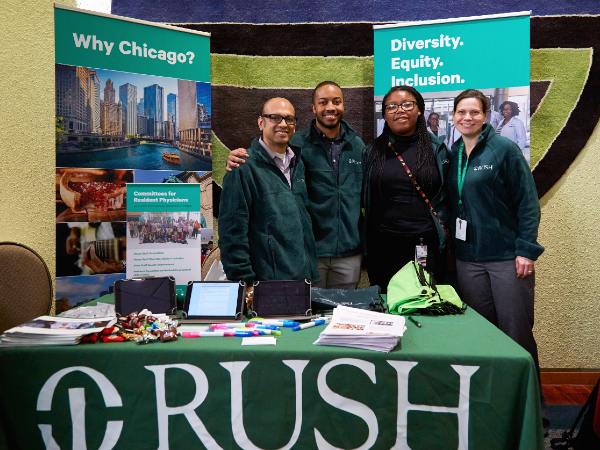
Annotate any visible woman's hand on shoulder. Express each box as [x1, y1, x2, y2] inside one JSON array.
[[515, 256, 534, 279]]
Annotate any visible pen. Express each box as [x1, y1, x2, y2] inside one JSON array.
[[292, 318, 328, 331], [407, 316, 422, 328]]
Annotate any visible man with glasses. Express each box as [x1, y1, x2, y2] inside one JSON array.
[[219, 97, 318, 285], [227, 82, 365, 289]]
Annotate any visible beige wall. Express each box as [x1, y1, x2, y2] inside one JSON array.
[[0, 0, 72, 276], [536, 122, 600, 368], [1, 0, 598, 368]]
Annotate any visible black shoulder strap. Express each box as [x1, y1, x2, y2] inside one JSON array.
[[551, 380, 600, 449]]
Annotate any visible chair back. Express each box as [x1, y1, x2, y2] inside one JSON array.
[[201, 247, 225, 280], [0, 242, 52, 333]]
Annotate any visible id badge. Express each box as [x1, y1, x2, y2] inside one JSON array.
[[455, 218, 467, 241], [415, 244, 427, 267]]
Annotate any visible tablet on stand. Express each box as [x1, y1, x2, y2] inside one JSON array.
[[180, 281, 245, 324], [248, 279, 314, 321]]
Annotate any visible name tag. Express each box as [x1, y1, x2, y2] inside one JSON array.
[[455, 218, 467, 241], [415, 244, 427, 267]]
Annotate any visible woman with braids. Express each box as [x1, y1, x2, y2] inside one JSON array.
[[363, 86, 449, 292]]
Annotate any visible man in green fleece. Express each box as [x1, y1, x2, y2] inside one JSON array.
[[227, 82, 365, 289], [219, 97, 318, 285]]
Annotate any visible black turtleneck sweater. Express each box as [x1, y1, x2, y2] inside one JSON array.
[[369, 133, 440, 236]]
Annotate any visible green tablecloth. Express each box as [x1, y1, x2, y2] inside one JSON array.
[[0, 299, 543, 449]]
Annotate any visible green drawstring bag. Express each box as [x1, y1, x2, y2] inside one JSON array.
[[386, 261, 467, 315]]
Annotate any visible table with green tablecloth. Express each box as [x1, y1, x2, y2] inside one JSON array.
[[0, 299, 543, 450]]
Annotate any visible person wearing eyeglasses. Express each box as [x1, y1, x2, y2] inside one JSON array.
[[227, 81, 366, 289], [219, 97, 318, 285], [363, 86, 449, 292], [446, 89, 543, 376]]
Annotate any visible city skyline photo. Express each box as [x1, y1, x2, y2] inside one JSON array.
[[56, 64, 212, 171]]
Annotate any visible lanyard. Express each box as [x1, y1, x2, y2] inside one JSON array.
[[456, 141, 468, 206]]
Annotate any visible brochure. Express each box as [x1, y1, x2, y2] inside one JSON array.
[[314, 306, 406, 352], [0, 316, 115, 346]]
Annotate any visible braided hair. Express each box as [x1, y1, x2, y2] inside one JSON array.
[[366, 86, 438, 197]]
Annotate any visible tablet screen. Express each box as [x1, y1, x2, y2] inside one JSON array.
[[186, 282, 241, 317]]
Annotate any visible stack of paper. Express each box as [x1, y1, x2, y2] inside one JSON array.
[[0, 316, 115, 347], [314, 305, 406, 352]]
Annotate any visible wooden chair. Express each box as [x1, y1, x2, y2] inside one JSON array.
[[0, 242, 52, 333]]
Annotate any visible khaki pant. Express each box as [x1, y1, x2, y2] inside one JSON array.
[[315, 254, 362, 289]]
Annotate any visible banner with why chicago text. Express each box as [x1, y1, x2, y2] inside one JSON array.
[[373, 12, 531, 161], [54, 5, 211, 311]]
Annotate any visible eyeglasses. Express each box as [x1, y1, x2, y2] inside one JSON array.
[[261, 114, 297, 125], [384, 101, 417, 113]]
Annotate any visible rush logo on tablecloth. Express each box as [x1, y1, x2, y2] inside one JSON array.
[[36, 360, 479, 449]]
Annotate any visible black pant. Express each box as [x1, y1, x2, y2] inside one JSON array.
[[366, 229, 440, 293]]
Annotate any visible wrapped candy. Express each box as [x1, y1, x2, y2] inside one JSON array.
[[113, 310, 178, 344]]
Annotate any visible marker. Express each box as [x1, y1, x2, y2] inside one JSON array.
[[292, 319, 328, 331], [254, 324, 280, 330], [252, 319, 299, 328], [253, 329, 282, 336], [181, 331, 226, 338], [229, 330, 255, 337], [210, 323, 249, 330], [407, 316, 422, 328], [180, 330, 256, 338], [210, 322, 253, 329], [210, 323, 280, 331]]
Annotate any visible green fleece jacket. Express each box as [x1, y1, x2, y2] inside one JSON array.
[[219, 139, 318, 283], [291, 120, 366, 257], [447, 124, 544, 261]]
